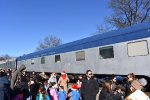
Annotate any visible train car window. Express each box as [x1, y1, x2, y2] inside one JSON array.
[[55, 55, 61, 63], [31, 59, 34, 64], [41, 57, 45, 64], [127, 40, 149, 57], [76, 51, 85, 61], [99, 46, 114, 59]]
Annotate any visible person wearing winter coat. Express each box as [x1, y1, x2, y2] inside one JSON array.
[[58, 71, 69, 93], [80, 70, 99, 100], [0, 71, 11, 100], [125, 80, 150, 100], [58, 86, 66, 100], [124, 73, 136, 98], [49, 82, 59, 100], [99, 80, 118, 100], [30, 80, 40, 100], [36, 85, 50, 100], [48, 73, 57, 84], [11, 64, 30, 100], [11, 64, 26, 89], [68, 84, 80, 100]]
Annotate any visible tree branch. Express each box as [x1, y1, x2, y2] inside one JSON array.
[[141, 8, 150, 22]]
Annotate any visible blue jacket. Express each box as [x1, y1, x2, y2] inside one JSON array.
[[71, 91, 80, 100], [58, 91, 66, 100], [36, 93, 51, 100]]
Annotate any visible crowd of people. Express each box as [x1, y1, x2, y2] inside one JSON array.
[[0, 65, 150, 100]]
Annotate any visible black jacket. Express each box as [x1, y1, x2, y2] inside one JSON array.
[[123, 81, 131, 97], [99, 88, 116, 100], [0, 76, 11, 100], [81, 77, 99, 100]]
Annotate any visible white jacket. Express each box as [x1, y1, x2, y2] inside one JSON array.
[[128, 90, 150, 100]]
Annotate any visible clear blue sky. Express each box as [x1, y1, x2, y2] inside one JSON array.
[[0, 0, 111, 57]]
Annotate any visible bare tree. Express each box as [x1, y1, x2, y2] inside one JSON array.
[[0, 54, 12, 61], [0, 57, 5, 61], [36, 35, 62, 51], [107, 0, 150, 28], [96, 24, 116, 34]]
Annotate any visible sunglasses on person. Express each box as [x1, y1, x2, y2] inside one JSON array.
[[88, 73, 93, 75]]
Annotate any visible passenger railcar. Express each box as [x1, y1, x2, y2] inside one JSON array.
[[17, 22, 150, 76], [0, 58, 16, 69]]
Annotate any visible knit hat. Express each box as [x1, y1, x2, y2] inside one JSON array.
[[131, 80, 143, 90], [72, 84, 78, 90], [61, 71, 66, 74], [115, 76, 123, 82], [138, 78, 147, 86]]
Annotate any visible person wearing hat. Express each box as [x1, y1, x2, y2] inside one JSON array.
[[58, 71, 69, 93], [80, 70, 99, 100], [68, 84, 80, 100], [138, 78, 148, 92], [11, 64, 31, 100], [125, 80, 150, 100]]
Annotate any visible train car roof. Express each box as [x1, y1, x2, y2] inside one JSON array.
[[17, 22, 150, 61]]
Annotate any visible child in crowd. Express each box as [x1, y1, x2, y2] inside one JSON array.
[[36, 85, 50, 100], [58, 86, 67, 100], [76, 75, 82, 89], [44, 80, 49, 93], [68, 84, 80, 100], [49, 82, 58, 100], [114, 85, 125, 100], [48, 73, 57, 84]]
